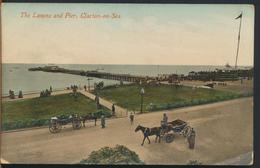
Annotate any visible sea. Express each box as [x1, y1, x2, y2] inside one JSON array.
[[2, 63, 250, 96]]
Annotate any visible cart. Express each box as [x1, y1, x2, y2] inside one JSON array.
[[160, 119, 192, 143], [49, 114, 82, 133]]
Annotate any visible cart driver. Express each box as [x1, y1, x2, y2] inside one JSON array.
[[161, 113, 168, 129]]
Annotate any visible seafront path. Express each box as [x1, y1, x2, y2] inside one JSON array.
[[1, 97, 253, 165], [79, 90, 128, 117], [2, 89, 71, 102]]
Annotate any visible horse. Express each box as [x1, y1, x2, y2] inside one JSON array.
[[81, 114, 97, 127], [135, 125, 162, 146]]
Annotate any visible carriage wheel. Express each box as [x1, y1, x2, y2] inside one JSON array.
[[182, 126, 192, 137], [72, 119, 82, 130], [165, 133, 174, 143], [49, 122, 62, 133]]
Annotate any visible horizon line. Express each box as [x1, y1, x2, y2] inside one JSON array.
[[2, 62, 254, 67]]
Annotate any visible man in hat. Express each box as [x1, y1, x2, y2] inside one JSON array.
[[161, 113, 168, 128]]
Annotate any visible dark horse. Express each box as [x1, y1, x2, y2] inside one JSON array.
[[81, 114, 97, 127], [135, 125, 161, 146]]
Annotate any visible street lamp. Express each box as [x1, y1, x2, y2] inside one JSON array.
[[87, 77, 93, 92], [140, 88, 145, 113]]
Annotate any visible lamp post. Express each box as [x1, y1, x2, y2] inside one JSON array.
[[87, 77, 93, 91], [140, 88, 145, 113]]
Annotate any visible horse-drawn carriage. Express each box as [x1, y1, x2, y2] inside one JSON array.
[[49, 114, 82, 133], [160, 119, 192, 143], [135, 119, 192, 146]]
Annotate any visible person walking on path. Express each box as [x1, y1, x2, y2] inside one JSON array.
[[188, 128, 196, 149], [95, 95, 100, 109], [84, 85, 87, 91], [112, 104, 115, 116], [130, 112, 134, 125], [101, 115, 106, 128], [50, 86, 52, 93]]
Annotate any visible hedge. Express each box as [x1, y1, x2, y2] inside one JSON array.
[[2, 110, 112, 131], [146, 92, 252, 112], [2, 118, 50, 131]]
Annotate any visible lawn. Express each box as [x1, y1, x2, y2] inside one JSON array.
[[96, 84, 242, 112], [2, 92, 111, 130]]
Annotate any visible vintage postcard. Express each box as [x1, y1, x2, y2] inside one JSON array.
[[0, 3, 254, 165]]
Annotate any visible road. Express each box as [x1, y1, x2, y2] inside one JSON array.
[[1, 97, 253, 165]]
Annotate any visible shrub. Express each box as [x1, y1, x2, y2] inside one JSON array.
[[2, 118, 50, 131], [93, 110, 112, 118], [191, 99, 199, 105], [80, 145, 144, 164]]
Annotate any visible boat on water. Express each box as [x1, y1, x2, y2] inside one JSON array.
[[96, 68, 104, 71], [225, 63, 232, 68]]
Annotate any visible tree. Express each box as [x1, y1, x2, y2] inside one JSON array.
[[80, 145, 144, 164]]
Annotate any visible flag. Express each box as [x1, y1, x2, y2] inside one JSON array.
[[235, 12, 242, 19]]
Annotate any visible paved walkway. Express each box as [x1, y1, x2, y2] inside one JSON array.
[[2, 89, 72, 102], [79, 90, 128, 117]]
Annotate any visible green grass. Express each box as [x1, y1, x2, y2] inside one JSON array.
[[96, 84, 242, 111], [2, 92, 111, 130]]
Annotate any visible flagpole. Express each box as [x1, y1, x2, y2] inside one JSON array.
[[235, 12, 243, 69]]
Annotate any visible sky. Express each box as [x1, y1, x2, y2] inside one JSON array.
[[2, 3, 254, 66]]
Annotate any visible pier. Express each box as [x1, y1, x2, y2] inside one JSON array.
[[28, 65, 253, 82], [29, 66, 158, 83]]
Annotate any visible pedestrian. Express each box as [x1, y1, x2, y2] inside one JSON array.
[[46, 89, 50, 96], [130, 112, 134, 125], [84, 85, 87, 91], [95, 95, 100, 109], [101, 115, 105, 128], [112, 104, 115, 116], [9, 90, 15, 99], [50, 86, 52, 92], [188, 128, 196, 149], [18, 90, 23, 98]]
